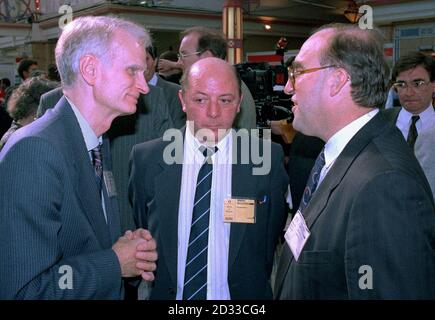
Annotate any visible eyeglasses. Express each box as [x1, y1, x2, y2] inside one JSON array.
[[177, 51, 202, 60], [392, 80, 431, 92], [287, 65, 339, 90]]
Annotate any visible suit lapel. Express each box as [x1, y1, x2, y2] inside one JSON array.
[[155, 142, 183, 287], [303, 113, 388, 230], [61, 100, 112, 249]]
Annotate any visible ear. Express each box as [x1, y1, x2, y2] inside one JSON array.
[[79, 54, 98, 86], [200, 50, 214, 58], [329, 68, 349, 97], [178, 89, 187, 113]]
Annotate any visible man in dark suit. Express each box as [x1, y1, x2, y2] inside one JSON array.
[[129, 57, 288, 300], [274, 23, 435, 299], [0, 16, 157, 299]]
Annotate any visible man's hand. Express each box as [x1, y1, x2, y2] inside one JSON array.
[[157, 58, 182, 73], [113, 229, 157, 280], [122, 228, 158, 281]]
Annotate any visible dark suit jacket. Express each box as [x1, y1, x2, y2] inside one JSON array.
[[274, 112, 435, 299], [0, 98, 123, 299], [156, 75, 185, 129], [129, 131, 289, 299], [37, 86, 175, 232]]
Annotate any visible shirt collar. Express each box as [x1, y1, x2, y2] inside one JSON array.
[[185, 122, 232, 160], [324, 109, 379, 170], [65, 96, 102, 152], [398, 103, 435, 125], [149, 73, 158, 86]]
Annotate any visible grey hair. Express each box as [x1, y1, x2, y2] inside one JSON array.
[[55, 15, 151, 87]]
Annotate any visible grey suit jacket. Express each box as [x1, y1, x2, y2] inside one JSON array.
[[129, 130, 288, 299], [274, 112, 435, 299], [36, 85, 175, 232], [156, 75, 185, 129], [0, 98, 123, 299]]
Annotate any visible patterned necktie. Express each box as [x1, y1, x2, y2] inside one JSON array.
[[407, 115, 419, 150], [183, 146, 218, 300], [91, 144, 103, 194], [299, 148, 325, 213]]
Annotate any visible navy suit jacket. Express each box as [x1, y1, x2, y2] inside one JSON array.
[[0, 97, 123, 299], [129, 130, 288, 299], [274, 112, 435, 299]]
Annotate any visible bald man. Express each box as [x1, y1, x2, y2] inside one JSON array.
[[129, 57, 288, 300]]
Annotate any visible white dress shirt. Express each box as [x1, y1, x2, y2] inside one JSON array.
[[176, 126, 232, 300], [319, 109, 379, 185], [396, 104, 435, 139]]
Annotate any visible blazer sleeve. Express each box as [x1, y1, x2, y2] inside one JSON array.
[[0, 137, 122, 299]]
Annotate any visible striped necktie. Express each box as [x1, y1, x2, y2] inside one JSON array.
[[183, 146, 218, 300], [299, 148, 325, 213], [91, 144, 103, 194]]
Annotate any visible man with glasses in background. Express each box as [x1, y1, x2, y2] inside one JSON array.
[[274, 23, 435, 299], [158, 26, 257, 130], [382, 51, 435, 149], [382, 51, 435, 200]]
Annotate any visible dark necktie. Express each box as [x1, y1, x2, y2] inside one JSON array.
[[406, 115, 419, 149], [299, 148, 325, 213], [91, 144, 103, 194], [183, 146, 217, 300]]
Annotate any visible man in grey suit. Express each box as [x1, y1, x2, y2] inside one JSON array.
[[37, 69, 175, 235], [274, 23, 435, 299], [129, 58, 288, 300], [145, 45, 185, 129], [0, 16, 157, 299]]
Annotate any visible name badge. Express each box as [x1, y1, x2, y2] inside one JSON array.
[[223, 198, 256, 224], [103, 171, 118, 198], [284, 210, 310, 261]]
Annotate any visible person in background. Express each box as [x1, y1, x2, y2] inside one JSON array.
[[158, 50, 182, 84], [145, 45, 185, 128], [0, 77, 57, 151], [158, 26, 257, 130], [17, 59, 38, 81]]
